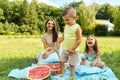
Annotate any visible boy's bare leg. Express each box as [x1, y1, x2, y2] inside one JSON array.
[[70, 65, 75, 78], [56, 61, 64, 76]]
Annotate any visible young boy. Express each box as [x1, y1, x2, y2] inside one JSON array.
[[57, 7, 82, 78]]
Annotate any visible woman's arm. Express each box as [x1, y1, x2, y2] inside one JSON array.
[[41, 38, 49, 49], [42, 35, 64, 58]]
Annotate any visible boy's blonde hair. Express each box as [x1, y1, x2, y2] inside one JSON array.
[[62, 7, 76, 17]]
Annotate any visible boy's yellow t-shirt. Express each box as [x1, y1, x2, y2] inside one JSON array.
[[64, 23, 80, 51]]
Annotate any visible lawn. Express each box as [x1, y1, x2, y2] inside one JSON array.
[[0, 35, 120, 80]]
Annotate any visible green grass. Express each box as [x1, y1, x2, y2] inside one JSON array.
[[0, 35, 120, 80]]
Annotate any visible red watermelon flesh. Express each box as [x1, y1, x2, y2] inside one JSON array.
[[47, 63, 60, 69], [27, 65, 51, 80]]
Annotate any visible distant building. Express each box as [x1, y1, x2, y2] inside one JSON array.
[[94, 19, 114, 31]]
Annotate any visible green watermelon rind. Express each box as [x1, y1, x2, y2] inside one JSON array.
[[27, 65, 51, 80]]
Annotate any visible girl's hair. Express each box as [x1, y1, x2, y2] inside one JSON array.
[[45, 18, 58, 42], [85, 35, 98, 54]]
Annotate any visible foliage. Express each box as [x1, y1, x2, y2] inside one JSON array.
[[96, 4, 119, 22], [94, 24, 108, 36], [0, 0, 119, 36], [0, 1, 64, 35], [68, 1, 84, 9], [113, 11, 120, 36], [20, 0, 30, 25], [0, 8, 4, 21], [91, 3, 102, 14], [77, 4, 96, 35], [84, 22, 96, 35], [0, 21, 18, 35]]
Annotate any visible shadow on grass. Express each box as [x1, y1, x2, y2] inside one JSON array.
[[0, 57, 51, 80], [1, 51, 120, 80], [101, 50, 120, 80]]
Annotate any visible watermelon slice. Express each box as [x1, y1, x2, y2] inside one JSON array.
[[27, 65, 51, 80], [46, 63, 60, 75]]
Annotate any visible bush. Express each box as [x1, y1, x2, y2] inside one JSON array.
[[84, 22, 96, 35], [94, 24, 108, 36]]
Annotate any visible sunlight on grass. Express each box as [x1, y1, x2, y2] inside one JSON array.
[[0, 35, 120, 80], [79, 36, 120, 54]]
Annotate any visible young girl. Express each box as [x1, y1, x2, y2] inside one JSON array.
[[80, 35, 105, 67]]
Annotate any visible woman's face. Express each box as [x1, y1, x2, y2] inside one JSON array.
[[87, 36, 95, 47], [46, 20, 54, 31]]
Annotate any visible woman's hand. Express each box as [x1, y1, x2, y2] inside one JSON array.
[[42, 50, 50, 59], [42, 53, 49, 58]]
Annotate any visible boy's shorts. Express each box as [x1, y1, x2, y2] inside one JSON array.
[[60, 49, 79, 66]]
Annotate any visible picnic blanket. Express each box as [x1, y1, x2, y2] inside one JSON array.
[[8, 54, 118, 80], [8, 49, 62, 79], [51, 54, 118, 80]]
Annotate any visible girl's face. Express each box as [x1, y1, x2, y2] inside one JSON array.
[[87, 36, 95, 47], [46, 20, 54, 31]]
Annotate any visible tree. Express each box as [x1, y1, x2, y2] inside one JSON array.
[[36, 3, 49, 33], [29, 0, 38, 30], [96, 4, 119, 22], [68, 1, 84, 9], [11, 0, 22, 25], [91, 3, 101, 15], [37, 3, 63, 32], [77, 4, 96, 35], [20, 0, 30, 25], [0, 8, 4, 22], [0, 0, 15, 23], [113, 11, 120, 36], [49, 6, 63, 32]]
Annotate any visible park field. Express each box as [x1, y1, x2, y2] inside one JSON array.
[[0, 35, 120, 80]]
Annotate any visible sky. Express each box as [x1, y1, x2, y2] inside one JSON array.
[[34, 0, 120, 7]]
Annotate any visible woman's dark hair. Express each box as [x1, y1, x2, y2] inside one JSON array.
[[85, 35, 98, 54], [45, 18, 58, 42]]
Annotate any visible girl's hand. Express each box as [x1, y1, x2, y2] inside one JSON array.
[[80, 58, 86, 65], [91, 61, 98, 66]]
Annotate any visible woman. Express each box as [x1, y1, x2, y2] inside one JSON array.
[[35, 18, 62, 64]]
